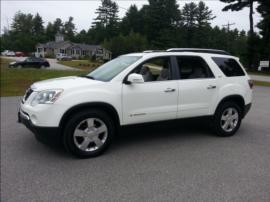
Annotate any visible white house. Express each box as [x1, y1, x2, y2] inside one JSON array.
[[36, 33, 112, 61]]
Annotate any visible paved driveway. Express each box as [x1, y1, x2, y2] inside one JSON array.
[[2, 56, 77, 71], [1, 86, 270, 202]]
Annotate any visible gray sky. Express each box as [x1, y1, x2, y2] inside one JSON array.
[[1, 0, 262, 33]]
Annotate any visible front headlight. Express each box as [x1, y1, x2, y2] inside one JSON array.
[[31, 89, 63, 106]]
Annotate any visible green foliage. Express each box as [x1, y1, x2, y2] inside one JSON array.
[[92, 0, 119, 40], [257, 0, 270, 59], [1, 0, 269, 67], [103, 32, 148, 58]]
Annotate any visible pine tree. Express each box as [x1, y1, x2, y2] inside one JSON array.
[[220, 0, 258, 68], [92, 0, 119, 39], [145, 0, 181, 47], [64, 17, 76, 40], [32, 13, 44, 36], [182, 2, 198, 28], [120, 5, 143, 35], [196, 1, 215, 27], [93, 0, 119, 27], [257, 0, 270, 59]]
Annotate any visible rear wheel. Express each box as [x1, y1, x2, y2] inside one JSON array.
[[17, 65, 22, 69], [213, 102, 242, 137], [63, 109, 114, 158], [40, 65, 46, 69]]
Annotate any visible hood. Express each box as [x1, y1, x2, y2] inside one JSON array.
[[31, 76, 103, 91]]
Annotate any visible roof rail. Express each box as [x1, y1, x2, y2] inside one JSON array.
[[143, 50, 164, 53], [166, 48, 230, 55]]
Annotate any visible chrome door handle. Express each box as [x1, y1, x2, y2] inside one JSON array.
[[164, 88, 176, 93], [207, 85, 216, 89]]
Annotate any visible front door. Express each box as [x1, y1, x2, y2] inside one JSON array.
[[122, 56, 178, 125]]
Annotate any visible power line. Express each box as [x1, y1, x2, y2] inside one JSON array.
[[222, 22, 236, 32]]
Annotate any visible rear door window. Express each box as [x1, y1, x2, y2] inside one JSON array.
[[212, 57, 245, 77], [176, 56, 214, 79]]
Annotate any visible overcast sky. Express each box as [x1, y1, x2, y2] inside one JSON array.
[[1, 0, 262, 34]]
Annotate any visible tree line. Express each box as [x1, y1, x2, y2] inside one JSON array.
[[1, 0, 269, 68]]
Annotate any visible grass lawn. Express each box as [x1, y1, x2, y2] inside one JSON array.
[[58, 60, 102, 71], [0, 57, 87, 97], [247, 70, 270, 77], [253, 80, 270, 87]]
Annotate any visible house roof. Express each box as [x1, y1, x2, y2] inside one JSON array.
[[36, 41, 104, 51]]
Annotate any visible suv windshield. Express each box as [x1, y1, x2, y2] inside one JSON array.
[[87, 56, 141, 81]]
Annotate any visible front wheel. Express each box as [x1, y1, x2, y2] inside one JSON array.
[[63, 110, 115, 158], [212, 102, 242, 137]]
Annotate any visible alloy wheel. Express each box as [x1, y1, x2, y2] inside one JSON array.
[[73, 118, 108, 152], [220, 107, 239, 132]]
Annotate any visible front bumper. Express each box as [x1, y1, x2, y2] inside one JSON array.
[[18, 109, 59, 136]]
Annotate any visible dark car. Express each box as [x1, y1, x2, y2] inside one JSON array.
[[9, 57, 50, 68]]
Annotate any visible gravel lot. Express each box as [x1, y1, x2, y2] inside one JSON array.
[[1, 86, 270, 202]]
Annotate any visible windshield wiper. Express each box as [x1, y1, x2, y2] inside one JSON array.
[[80, 75, 95, 80]]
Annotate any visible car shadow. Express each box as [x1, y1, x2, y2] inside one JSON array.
[[29, 118, 214, 158], [111, 118, 214, 152]]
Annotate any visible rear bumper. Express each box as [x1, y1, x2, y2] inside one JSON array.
[[18, 109, 59, 136], [243, 103, 252, 118]]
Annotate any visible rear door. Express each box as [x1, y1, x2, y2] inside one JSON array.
[[176, 56, 219, 118]]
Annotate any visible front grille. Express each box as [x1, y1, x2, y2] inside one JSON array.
[[24, 88, 33, 101]]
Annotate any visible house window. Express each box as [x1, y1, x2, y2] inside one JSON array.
[[76, 50, 80, 55]]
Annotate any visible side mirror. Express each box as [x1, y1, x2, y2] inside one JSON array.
[[127, 73, 144, 84]]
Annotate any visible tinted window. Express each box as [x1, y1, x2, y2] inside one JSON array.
[[177, 56, 214, 79], [134, 57, 171, 82], [32, 58, 43, 62], [212, 57, 245, 77]]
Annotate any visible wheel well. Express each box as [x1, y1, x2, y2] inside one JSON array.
[[59, 102, 120, 135], [216, 95, 245, 116]]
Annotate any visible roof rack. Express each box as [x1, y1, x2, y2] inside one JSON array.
[[143, 50, 164, 53], [166, 48, 230, 55]]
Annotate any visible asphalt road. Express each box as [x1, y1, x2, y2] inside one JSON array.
[[3, 56, 77, 71], [1, 86, 270, 202]]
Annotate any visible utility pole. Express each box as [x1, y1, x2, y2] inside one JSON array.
[[222, 22, 236, 32], [222, 22, 236, 51]]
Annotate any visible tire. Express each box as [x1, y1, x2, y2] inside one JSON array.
[[17, 65, 22, 69], [40, 65, 46, 69], [212, 101, 242, 137], [62, 109, 115, 158]]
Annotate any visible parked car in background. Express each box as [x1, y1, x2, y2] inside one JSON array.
[[9, 57, 50, 68], [56, 53, 72, 61], [15, 51, 25, 57], [1, 50, 15, 56]]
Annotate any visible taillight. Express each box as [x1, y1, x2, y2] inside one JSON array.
[[248, 80, 253, 89]]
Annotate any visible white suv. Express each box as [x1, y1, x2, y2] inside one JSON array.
[[18, 49, 253, 158]]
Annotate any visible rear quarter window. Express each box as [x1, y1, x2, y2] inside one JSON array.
[[212, 57, 245, 77]]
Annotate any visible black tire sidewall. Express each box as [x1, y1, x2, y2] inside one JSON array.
[[63, 110, 115, 158], [213, 102, 242, 137]]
